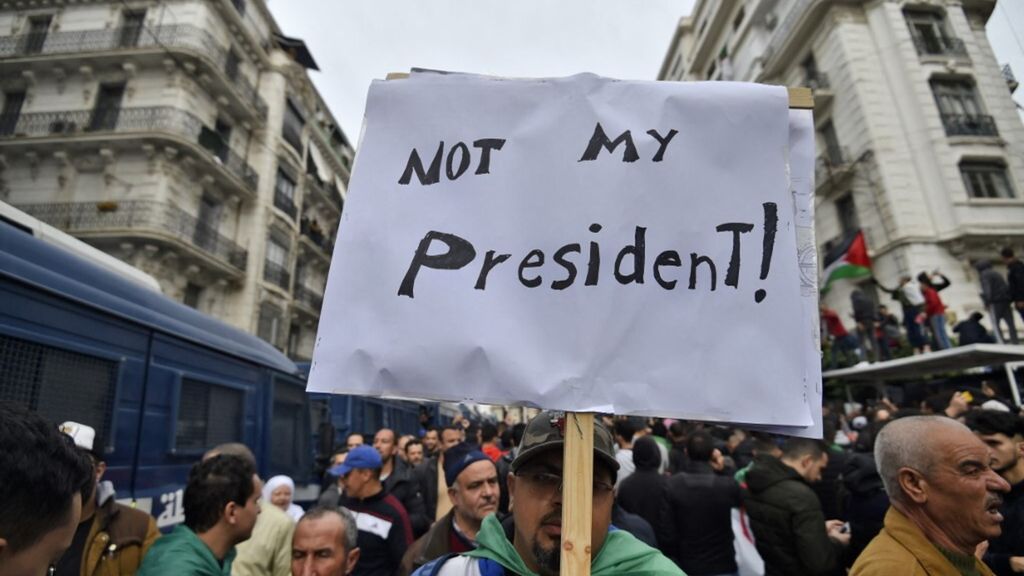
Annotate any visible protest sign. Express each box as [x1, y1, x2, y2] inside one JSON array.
[[309, 72, 820, 432]]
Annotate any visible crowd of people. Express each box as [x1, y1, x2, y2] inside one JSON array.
[[821, 248, 1024, 369], [4, 389, 1024, 576]]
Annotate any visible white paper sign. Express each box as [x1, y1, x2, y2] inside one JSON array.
[[309, 73, 819, 430]]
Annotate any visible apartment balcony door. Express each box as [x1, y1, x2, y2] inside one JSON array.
[[22, 15, 52, 54], [88, 85, 125, 132], [119, 11, 146, 48], [0, 92, 26, 136], [194, 195, 223, 252]]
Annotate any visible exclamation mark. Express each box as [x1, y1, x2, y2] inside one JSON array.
[[755, 202, 778, 303]]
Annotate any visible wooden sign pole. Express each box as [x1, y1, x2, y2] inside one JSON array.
[[561, 412, 595, 576]]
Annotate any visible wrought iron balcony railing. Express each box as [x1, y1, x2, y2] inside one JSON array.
[[299, 217, 333, 254], [16, 200, 248, 271], [912, 35, 968, 58], [815, 146, 853, 188], [263, 260, 291, 291], [306, 178, 343, 213], [274, 189, 298, 220], [294, 285, 323, 312], [0, 24, 267, 118], [0, 106, 259, 191], [940, 113, 999, 137]]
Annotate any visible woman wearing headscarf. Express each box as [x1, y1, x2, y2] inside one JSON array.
[[263, 475, 304, 522]]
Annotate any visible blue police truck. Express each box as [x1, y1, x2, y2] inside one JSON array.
[[0, 207, 428, 528]]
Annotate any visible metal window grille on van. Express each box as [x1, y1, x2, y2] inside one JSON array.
[[175, 378, 243, 452], [0, 334, 117, 451], [271, 379, 309, 473]]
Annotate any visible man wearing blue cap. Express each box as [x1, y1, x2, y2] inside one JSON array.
[[400, 443, 499, 575], [332, 445, 414, 576]]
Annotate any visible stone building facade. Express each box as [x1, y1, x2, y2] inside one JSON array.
[[0, 0, 353, 359], [659, 0, 1023, 335]]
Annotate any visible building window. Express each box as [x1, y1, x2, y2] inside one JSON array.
[[960, 160, 1015, 199], [820, 121, 845, 166], [0, 91, 26, 136], [802, 54, 829, 90], [282, 99, 305, 152], [707, 62, 717, 80], [183, 283, 203, 308], [670, 54, 682, 79], [258, 302, 283, 346], [732, 7, 746, 31], [119, 10, 146, 48], [905, 9, 965, 57], [274, 169, 298, 219], [264, 237, 291, 290], [835, 195, 859, 236], [88, 84, 125, 132], [22, 15, 52, 55], [931, 79, 998, 137]]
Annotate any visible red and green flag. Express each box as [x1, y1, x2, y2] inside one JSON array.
[[822, 230, 871, 292]]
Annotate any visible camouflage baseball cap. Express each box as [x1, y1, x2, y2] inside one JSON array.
[[511, 411, 619, 473]]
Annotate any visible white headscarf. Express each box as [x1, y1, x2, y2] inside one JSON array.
[[263, 475, 304, 522]]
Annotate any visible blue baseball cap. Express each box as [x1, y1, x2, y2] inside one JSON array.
[[328, 444, 382, 477]]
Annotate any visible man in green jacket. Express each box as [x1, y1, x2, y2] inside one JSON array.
[[743, 438, 849, 576], [139, 454, 262, 576], [413, 410, 683, 576]]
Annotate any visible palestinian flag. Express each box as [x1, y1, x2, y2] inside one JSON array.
[[822, 230, 871, 292]]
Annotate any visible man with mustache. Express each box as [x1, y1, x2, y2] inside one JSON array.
[[400, 443, 498, 575], [851, 416, 1010, 575], [967, 410, 1024, 576], [412, 411, 682, 575]]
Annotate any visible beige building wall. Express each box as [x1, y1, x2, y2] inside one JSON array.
[[0, 0, 353, 360], [660, 0, 1023, 335]]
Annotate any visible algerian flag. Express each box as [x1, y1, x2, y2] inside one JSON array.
[[822, 230, 871, 293]]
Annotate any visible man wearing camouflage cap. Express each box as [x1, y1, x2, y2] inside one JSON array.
[[413, 411, 682, 576]]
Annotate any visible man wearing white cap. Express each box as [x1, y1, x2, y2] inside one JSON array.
[[51, 421, 160, 576]]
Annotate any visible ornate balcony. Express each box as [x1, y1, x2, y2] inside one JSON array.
[[0, 24, 267, 122], [305, 177, 343, 215], [816, 146, 855, 196], [940, 114, 999, 137], [0, 106, 258, 195], [294, 285, 324, 314], [264, 260, 291, 291], [16, 200, 248, 273]]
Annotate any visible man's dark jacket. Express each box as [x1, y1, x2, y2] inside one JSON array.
[[616, 468, 667, 549], [660, 461, 741, 575], [385, 457, 429, 537], [743, 455, 843, 576], [1009, 259, 1024, 303], [399, 510, 474, 576], [842, 452, 889, 567], [414, 456, 441, 521], [985, 479, 1024, 575]]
